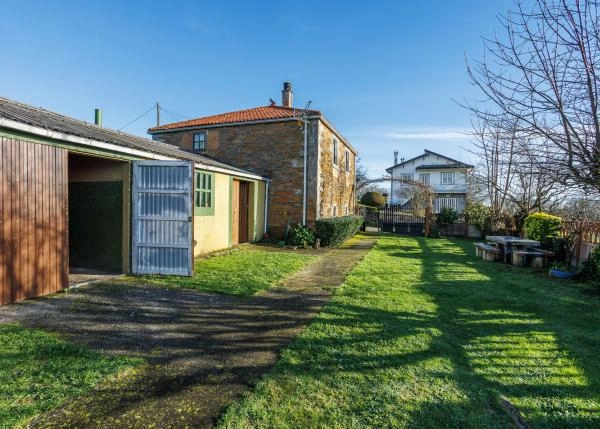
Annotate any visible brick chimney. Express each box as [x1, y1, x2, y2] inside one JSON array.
[[282, 82, 293, 107]]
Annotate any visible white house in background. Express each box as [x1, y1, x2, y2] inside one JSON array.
[[385, 149, 474, 213]]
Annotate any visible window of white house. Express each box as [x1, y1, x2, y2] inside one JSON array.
[[195, 171, 214, 215], [332, 204, 337, 216], [193, 131, 207, 151], [333, 139, 339, 164], [437, 197, 458, 211], [441, 172, 455, 184], [345, 150, 350, 172], [419, 173, 430, 184], [400, 173, 413, 180]]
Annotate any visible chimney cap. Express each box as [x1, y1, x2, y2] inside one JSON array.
[[283, 81, 293, 89]]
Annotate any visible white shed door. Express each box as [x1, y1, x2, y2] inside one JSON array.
[[132, 160, 193, 276]]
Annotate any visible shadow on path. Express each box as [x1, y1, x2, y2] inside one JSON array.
[[0, 238, 376, 428]]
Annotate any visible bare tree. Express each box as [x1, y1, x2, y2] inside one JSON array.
[[465, 0, 600, 192], [355, 157, 383, 197], [468, 114, 573, 230]]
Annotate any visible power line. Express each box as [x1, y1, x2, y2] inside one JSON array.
[[118, 104, 156, 130], [159, 106, 189, 121]]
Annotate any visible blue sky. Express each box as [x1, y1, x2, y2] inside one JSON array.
[[0, 0, 515, 176]]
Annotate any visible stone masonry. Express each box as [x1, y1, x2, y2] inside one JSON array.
[[153, 117, 356, 238]]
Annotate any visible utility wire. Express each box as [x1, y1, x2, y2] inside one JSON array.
[[159, 106, 189, 121], [118, 104, 156, 130]]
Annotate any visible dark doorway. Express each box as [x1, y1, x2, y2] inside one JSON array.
[[69, 181, 123, 272]]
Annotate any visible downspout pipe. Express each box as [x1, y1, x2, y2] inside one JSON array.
[[302, 118, 307, 226]]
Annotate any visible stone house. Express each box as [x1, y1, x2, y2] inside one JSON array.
[[148, 82, 358, 237]]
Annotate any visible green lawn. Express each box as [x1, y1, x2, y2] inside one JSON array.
[[134, 248, 315, 296], [0, 324, 142, 428], [218, 235, 600, 428]]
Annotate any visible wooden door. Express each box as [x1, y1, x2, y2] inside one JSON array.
[[1, 138, 68, 305], [239, 182, 250, 243], [232, 180, 240, 245], [232, 180, 250, 245]]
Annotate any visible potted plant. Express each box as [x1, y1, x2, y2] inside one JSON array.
[[549, 262, 577, 279]]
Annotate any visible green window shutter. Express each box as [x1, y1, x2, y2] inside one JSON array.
[[194, 171, 215, 216]]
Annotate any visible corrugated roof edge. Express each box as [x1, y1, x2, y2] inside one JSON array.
[[0, 96, 268, 181]]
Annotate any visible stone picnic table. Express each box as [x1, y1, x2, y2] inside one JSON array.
[[483, 235, 544, 267]]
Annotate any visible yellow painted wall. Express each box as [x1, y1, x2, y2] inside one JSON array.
[[193, 171, 231, 256], [254, 181, 266, 242], [193, 172, 267, 256]]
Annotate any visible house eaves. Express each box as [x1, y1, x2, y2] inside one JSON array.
[[0, 97, 269, 181], [149, 114, 358, 155]]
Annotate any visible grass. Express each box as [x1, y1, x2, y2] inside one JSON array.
[[133, 248, 315, 296], [0, 323, 142, 428], [217, 235, 600, 428]]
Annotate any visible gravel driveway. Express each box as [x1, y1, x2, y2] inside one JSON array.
[[0, 238, 375, 428]]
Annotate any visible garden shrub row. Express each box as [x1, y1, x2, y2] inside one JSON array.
[[524, 212, 561, 242], [315, 215, 364, 247]]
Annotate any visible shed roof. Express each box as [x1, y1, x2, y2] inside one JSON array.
[[0, 96, 263, 178]]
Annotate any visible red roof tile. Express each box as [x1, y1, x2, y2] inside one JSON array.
[[149, 105, 322, 132]]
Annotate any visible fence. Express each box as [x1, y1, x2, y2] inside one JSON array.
[[378, 206, 426, 236], [561, 220, 600, 264]]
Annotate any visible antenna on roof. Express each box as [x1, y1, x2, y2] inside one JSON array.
[[156, 101, 160, 126]]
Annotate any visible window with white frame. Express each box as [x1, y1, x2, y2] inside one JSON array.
[[333, 139, 339, 164], [437, 197, 458, 212], [441, 172, 455, 184], [193, 131, 207, 151], [419, 173, 430, 184], [400, 173, 413, 181]]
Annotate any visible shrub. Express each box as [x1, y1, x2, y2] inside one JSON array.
[[464, 202, 491, 232], [360, 191, 386, 208], [436, 207, 459, 228], [288, 224, 316, 247], [315, 215, 364, 247], [523, 212, 561, 242], [577, 246, 600, 288]]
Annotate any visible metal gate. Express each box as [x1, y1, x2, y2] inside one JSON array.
[[378, 205, 425, 236], [132, 161, 193, 275]]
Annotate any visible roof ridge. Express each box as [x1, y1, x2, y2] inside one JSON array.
[[149, 104, 322, 131]]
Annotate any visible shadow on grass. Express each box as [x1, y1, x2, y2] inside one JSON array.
[[219, 236, 600, 428]]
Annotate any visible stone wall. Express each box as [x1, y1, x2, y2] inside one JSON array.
[[153, 118, 356, 237], [318, 122, 356, 218], [155, 121, 314, 237]]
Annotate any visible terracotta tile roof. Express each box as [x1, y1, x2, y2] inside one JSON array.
[[149, 105, 321, 132]]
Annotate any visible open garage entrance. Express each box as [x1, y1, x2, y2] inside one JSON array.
[[68, 153, 131, 275]]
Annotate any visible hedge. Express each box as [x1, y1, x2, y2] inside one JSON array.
[[523, 212, 562, 242], [315, 215, 364, 247]]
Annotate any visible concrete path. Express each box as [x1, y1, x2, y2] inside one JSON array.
[[0, 237, 376, 428]]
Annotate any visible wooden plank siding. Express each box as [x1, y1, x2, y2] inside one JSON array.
[[0, 137, 68, 305]]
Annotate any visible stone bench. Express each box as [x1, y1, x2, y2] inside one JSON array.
[[475, 242, 501, 261], [512, 250, 546, 268]]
